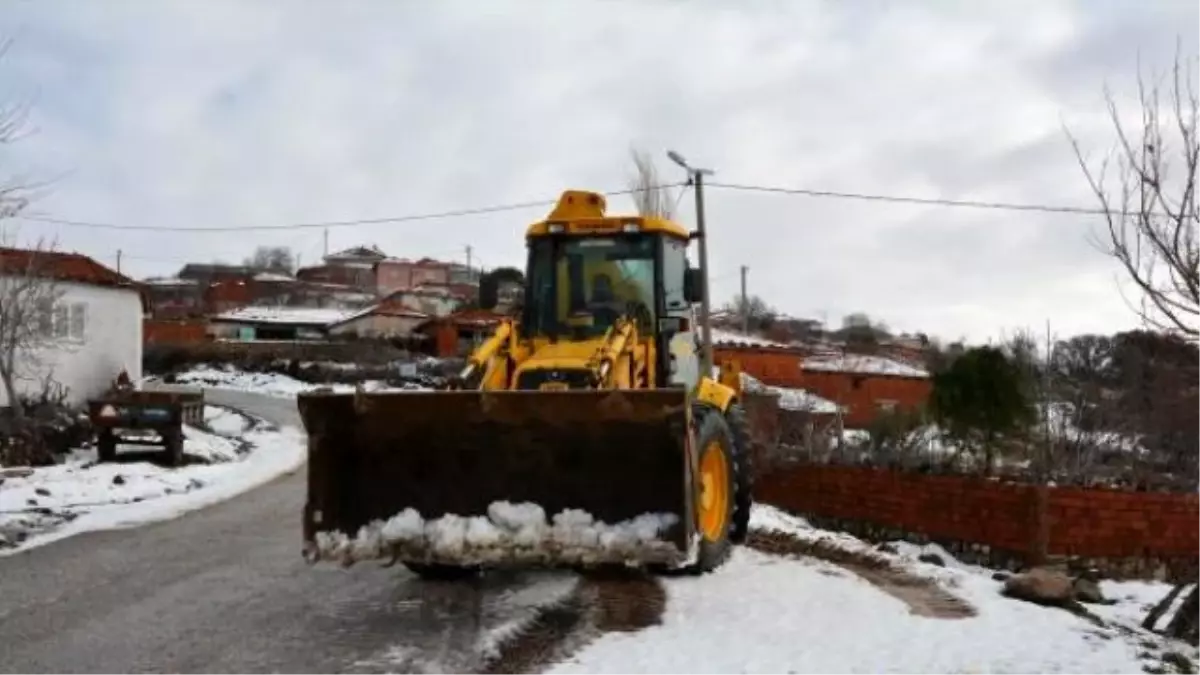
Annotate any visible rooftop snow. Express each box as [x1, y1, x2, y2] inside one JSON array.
[[141, 277, 198, 287], [739, 372, 842, 413], [802, 354, 929, 379], [252, 272, 296, 283], [710, 328, 792, 348], [210, 306, 356, 326]]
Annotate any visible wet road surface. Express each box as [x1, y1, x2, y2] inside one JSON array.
[[0, 390, 576, 673]]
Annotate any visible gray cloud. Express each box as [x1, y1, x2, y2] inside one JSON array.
[[0, 0, 1194, 342]]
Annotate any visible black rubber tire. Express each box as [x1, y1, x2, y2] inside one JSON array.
[[725, 402, 755, 544], [680, 405, 738, 574], [97, 431, 117, 463], [403, 562, 481, 581]]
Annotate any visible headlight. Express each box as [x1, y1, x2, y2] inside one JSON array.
[[622, 222, 640, 233]]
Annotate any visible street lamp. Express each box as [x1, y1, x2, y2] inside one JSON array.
[[666, 149, 716, 379]]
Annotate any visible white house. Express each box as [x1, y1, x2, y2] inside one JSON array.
[[0, 247, 144, 409]]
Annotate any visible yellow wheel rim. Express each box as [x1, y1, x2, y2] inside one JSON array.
[[697, 440, 731, 542]]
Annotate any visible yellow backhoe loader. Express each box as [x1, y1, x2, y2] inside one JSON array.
[[297, 190, 753, 579]]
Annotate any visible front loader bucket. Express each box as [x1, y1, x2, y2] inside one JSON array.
[[297, 389, 694, 570]]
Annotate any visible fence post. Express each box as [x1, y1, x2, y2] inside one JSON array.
[[1027, 483, 1050, 568]]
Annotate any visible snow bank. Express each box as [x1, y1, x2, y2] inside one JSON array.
[[310, 502, 683, 567], [171, 365, 406, 398], [548, 504, 1162, 673], [0, 406, 305, 554], [1037, 402, 1147, 456], [734, 371, 843, 413], [547, 546, 1150, 674]]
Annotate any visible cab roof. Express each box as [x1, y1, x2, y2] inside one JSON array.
[[525, 190, 691, 240]]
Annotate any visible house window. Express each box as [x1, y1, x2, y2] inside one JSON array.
[[876, 399, 898, 413], [38, 301, 87, 340]]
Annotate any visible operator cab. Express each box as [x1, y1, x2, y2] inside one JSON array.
[[520, 190, 705, 387]]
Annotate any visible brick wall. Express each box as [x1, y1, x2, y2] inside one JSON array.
[[144, 319, 209, 345], [715, 347, 805, 387], [758, 463, 1199, 581], [798, 371, 932, 428], [714, 345, 933, 428]]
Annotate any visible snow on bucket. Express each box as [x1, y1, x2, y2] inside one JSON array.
[[298, 388, 694, 569]]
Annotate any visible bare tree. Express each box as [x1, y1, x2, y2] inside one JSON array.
[[243, 245, 295, 275], [0, 239, 66, 422], [0, 39, 62, 422], [627, 147, 675, 219], [721, 294, 777, 331], [1067, 45, 1200, 342]]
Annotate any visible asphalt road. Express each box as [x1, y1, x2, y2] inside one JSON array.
[[0, 390, 568, 674]]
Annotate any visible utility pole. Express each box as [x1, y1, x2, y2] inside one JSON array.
[[116, 249, 122, 275], [667, 150, 716, 377], [740, 265, 749, 334], [1043, 318, 1053, 481], [323, 228, 329, 258], [465, 244, 473, 274]]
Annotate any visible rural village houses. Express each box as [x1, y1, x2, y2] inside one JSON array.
[[141, 243, 512, 350]]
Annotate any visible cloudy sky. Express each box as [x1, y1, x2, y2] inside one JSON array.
[[1, 0, 1195, 343]]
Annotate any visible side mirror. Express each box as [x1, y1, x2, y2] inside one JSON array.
[[683, 268, 704, 304]]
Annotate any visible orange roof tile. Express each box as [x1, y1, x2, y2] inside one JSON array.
[[0, 246, 135, 289]]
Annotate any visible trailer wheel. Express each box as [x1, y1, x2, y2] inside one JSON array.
[[403, 562, 480, 581], [97, 430, 117, 464], [679, 405, 739, 574], [163, 431, 185, 467]]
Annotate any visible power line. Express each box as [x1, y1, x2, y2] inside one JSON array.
[[11, 177, 1132, 237], [13, 184, 686, 233], [706, 181, 1118, 216]]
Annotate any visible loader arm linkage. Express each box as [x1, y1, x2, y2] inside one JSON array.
[[453, 318, 514, 387], [586, 317, 648, 389]]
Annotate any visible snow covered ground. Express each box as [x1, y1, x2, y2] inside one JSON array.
[[538, 505, 1193, 674], [167, 365, 407, 398], [0, 405, 305, 554]]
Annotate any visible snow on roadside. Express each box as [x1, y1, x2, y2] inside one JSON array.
[[0, 406, 305, 555], [204, 405, 251, 436], [546, 504, 1168, 674], [171, 365, 330, 397], [170, 365, 415, 398]]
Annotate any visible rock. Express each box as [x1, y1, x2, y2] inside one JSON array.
[[1073, 577, 1108, 604], [993, 571, 1013, 582], [875, 542, 898, 555], [1002, 567, 1076, 607], [1163, 651, 1196, 674], [34, 487, 50, 497], [918, 552, 946, 567], [112, 474, 126, 486]]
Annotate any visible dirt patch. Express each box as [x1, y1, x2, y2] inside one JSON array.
[[481, 569, 667, 674], [746, 529, 977, 620], [589, 569, 667, 634]]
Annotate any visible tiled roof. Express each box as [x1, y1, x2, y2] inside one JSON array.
[[0, 246, 135, 289]]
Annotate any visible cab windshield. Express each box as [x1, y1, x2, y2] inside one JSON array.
[[524, 235, 656, 338]]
